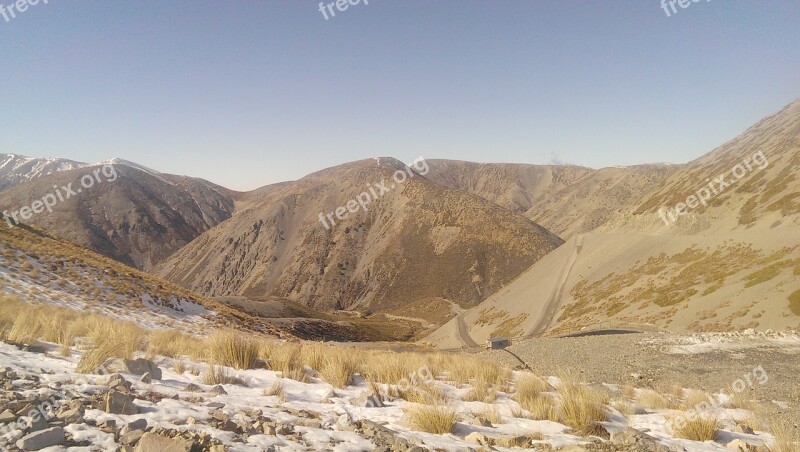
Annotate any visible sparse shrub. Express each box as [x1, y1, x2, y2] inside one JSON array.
[[404, 404, 457, 434]]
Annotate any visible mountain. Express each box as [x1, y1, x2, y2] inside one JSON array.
[[0, 153, 86, 191], [424, 160, 679, 239], [155, 157, 564, 312], [0, 161, 238, 270], [426, 98, 800, 348]]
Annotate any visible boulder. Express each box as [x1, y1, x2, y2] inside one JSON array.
[[15, 426, 65, 451], [123, 359, 162, 380]]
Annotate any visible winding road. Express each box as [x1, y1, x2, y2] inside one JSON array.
[[527, 234, 584, 336]]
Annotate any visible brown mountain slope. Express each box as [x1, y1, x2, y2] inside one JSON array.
[[0, 162, 237, 270], [424, 160, 678, 239], [426, 98, 800, 347], [155, 158, 564, 312]]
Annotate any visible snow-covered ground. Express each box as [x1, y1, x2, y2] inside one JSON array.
[[0, 340, 776, 451]]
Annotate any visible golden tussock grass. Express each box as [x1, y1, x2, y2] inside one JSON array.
[[463, 382, 497, 403], [768, 418, 800, 452], [172, 360, 187, 374], [515, 373, 551, 399], [76, 319, 145, 374], [519, 393, 560, 422], [556, 381, 608, 435], [263, 379, 286, 402], [682, 390, 713, 410], [147, 330, 197, 359], [671, 415, 720, 442], [474, 405, 502, 424], [205, 330, 260, 370], [404, 404, 457, 434], [203, 365, 247, 386], [637, 389, 673, 410], [318, 354, 359, 388], [397, 383, 448, 405]]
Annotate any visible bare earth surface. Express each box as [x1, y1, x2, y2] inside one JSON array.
[[480, 331, 800, 426]]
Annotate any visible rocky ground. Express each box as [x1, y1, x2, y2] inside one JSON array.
[[481, 330, 800, 428]]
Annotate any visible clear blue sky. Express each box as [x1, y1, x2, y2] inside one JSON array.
[[1, 1, 798, 191]]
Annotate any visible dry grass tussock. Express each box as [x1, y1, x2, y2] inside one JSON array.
[[404, 404, 457, 434], [205, 330, 260, 370], [474, 405, 502, 424], [557, 381, 608, 436], [263, 379, 286, 402], [768, 418, 800, 452], [203, 365, 247, 386], [637, 389, 673, 410], [671, 415, 720, 442]]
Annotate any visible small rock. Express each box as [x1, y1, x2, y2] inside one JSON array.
[[209, 385, 227, 396], [0, 409, 16, 423], [186, 417, 197, 425], [120, 429, 145, 446], [134, 432, 194, 452], [104, 391, 138, 415], [354, 391, 384, 408], [123, 359, 162, 380], [140, 373, 152, 384], [495, 435, 531, 448], [470, 416, 492, 427], [107, 373, 131, 390], [182, 383, 202, 393], [734, 424, 756, 435], [15, 426, 65, 451], [465, 432, 492, 446], [336, 414, 355, 432], [120, 419, 148, 436], [207, 402, 225, 409], [727, 439, 759, 451], [56, 401, 84, 424]]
